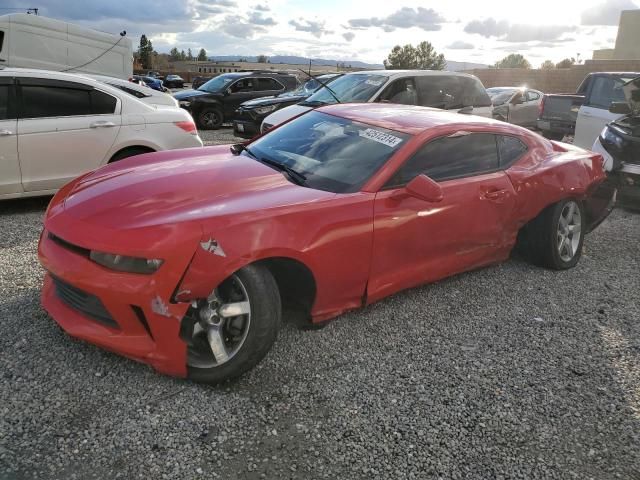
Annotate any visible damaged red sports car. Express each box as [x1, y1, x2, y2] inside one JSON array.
[[38, 104, 616, 383]]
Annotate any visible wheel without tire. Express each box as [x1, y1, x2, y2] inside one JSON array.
[[187, 264, 281, 384], [522, 198, 584, 270], [197, 107, 224, 130]]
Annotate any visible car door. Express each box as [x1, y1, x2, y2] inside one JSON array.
[[223, 77, 261, 117], [367, 132, 517, 302], [510, 90, 540, 127], [0, 77, 21, 196], [255, 77, 286, 98], [16, 78, 121, 192], [574, 76, 628, 148]]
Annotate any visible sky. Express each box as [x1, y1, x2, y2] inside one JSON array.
[[2, 0, 637, 66]]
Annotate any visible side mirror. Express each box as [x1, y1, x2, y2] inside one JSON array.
[[404, 175, 443, 203], [609, 101, 631, 114], [225, 88, 232, 96]]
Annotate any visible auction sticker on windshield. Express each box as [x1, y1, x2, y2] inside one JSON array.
[[359, 128, 404, 148]]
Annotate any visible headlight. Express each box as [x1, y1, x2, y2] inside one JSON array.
[[254, 104, 278, 116], [600, 125, 624, 149], [90, 251, 163, 274]]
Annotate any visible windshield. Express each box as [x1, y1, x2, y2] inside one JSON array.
[[246, 111, 410, 193], [198, 75, 235, 93], [283, 75, 338, 98], [303, 74, 388, 105]]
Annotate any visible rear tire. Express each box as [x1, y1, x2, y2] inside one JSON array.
[[197, 107, 224, 130], [542, 131, 565, 141], [109, 147, 154, 163], [521, 199, 585, 270], [187, 264, 281, 384]]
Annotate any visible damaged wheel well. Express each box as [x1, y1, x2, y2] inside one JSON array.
[[255, 257, 316, 322]]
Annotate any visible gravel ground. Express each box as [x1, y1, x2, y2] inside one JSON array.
[[1, 130, 639, 479]]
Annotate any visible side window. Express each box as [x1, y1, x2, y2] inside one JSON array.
[[416, 76, 463, 109], [497, 136, 527, 167], [386, 133, 499, 187], [588, 76, 626, 109], [0, 80, 14, 120], [0, 31, 4, 53], [90, 90, 117, 114], [229, 78, 254, 93], [21, 86, 91, 118], [377, 78, 418, 105], [463, 77, 492, 107], [256, 78, 284, 91], [526, 91, 540, 102]]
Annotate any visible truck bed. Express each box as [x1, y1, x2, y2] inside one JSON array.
[[537, 94, 584, 138]]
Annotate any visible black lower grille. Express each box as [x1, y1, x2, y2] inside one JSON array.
[[51, 276, 119, 329]]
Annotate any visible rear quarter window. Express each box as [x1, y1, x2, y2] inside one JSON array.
[[90, 90, 117, 114], [497, 135, 528, 167]]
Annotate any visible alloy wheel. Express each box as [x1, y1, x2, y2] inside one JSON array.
[[187, 275, 251, 368], [557, 201, 582, 262]]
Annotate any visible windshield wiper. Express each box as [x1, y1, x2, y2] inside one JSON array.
[[299, 99, 328, 107], [231, 144, 307, 186], [260, 157, 307, 186], [297, 69, 341, 104]]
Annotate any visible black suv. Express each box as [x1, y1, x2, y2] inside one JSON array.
[[173, 71, 298, 129]]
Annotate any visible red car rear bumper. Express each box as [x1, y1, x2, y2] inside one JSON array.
[[39, 230, 190, 377]]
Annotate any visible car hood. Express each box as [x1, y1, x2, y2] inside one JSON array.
[[240, 93, 308, 109], [262, 104, 312, 127], [623, 76, 640, 116], [173, 89, 213, 100], [59, 146, 335, 230]]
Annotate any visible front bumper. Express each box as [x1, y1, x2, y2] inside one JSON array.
[[38, 228, 194, 377]]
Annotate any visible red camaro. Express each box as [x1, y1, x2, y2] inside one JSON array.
[[38, 104, 615, 383]]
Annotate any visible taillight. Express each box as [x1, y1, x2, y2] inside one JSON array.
[[174, 121, 197, 135]]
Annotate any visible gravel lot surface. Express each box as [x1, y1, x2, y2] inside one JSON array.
[[1, 129, 639, 479]]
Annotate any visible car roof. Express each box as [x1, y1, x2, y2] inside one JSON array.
[[317, 103, 507, 135], [342, 69, 478, 79]]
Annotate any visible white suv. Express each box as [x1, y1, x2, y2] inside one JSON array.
[[262, 70, 493, 132], [0, 68, 203, 200]]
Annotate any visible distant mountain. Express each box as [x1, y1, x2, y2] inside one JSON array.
[[208, 55, 488, 72], [209, 55, 382, 69]]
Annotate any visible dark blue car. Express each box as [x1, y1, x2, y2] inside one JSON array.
[[132, 75, 165, 92]]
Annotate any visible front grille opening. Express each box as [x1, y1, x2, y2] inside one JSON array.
[[51, 275, 119, 329], [48, 233, 90, 258], [131, 305, 154, 340]]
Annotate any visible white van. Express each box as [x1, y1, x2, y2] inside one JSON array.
[[0, 13, 133, 79]]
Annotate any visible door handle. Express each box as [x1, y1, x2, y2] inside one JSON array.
[[0, 129, 12, 136], [90, 121, 116, 128], [483, 189, 509, 201]]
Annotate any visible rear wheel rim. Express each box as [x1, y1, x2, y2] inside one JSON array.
[[557, 201, 582, 262], [187, 275, 251, 369], [202, 111, 220, 127]]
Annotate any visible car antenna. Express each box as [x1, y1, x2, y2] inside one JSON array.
[[297, 69, 341, 104]]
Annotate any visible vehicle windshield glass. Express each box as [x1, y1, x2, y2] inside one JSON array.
[[492, 89, 519, 105], [281, 75, 338, 98], [303, 74, 388, 105], [198, 75, 235, 93], [247, 111, 410, 193]]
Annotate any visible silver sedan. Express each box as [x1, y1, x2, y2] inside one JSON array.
[[488, 87, 543, 128]]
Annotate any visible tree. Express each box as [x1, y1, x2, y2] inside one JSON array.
[[383, 41, 445, 70], [257, 54, 268, 63], [187, 48, 193, 61], [540, 60, 555, 70], [180, 49, 186, 61], [138, 34, 154, 70], [169, 47, 181, 61], [197, 48, 207, 61], [556, 57, 576, 69], [494, 53, 531, 69]]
